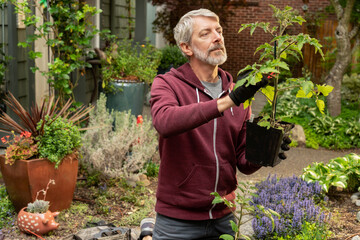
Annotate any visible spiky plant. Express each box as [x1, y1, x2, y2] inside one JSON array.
[[0, 92, 93, 138]]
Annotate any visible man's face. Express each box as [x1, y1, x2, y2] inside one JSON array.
[[190, 16, 227, 65]]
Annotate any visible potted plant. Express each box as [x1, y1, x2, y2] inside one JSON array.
[[0, 92, 93, 212], [17, 179, 60, 236], [100, 38, 162, 116], [236, 5, 334, 167]]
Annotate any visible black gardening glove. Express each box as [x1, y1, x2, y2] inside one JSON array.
[[278, 136, 292, 160], [229, 70, 269, 106]]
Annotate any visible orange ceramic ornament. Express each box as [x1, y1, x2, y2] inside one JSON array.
[[17, 207, 60, 236]]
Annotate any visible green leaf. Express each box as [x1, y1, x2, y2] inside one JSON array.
[[317, 84, 334, 96], [220, 234, 234, 240], [301, 81, 314, 95], [230, 220, 238, 232], [261, 85, 274, 105], [280, 52, 287, 59], [258, 120, 271, 129], [250, 23, 258, 35], [296, 89, 313, 98], [274, 61, 289, 70], [316, 99, 325, 114]]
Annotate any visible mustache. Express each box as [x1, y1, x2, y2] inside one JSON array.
[[208, 44, 225, 52]]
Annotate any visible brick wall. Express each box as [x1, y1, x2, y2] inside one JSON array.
[[220, 0, 332, 79]]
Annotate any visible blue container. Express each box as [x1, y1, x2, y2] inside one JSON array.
[[105, 80, 146, 117]]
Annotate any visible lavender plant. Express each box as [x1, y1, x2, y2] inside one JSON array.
[[251, 175, 330, 239]]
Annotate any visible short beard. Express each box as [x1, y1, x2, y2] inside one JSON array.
[[192, 43, 227, 66]]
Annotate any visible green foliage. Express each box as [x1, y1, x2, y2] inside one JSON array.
[[0, 43, 11, 86], [278, 222, 333, 240], [144, 161, 160, 177], [0, 185, 15, 229], [261, 78, 360, 149], [10, 0, 107, 103], [27, 200, 50, 214], [302, 153, 360, 193], [37, 116, 82, 168], [158, 45, 188, 70], [101, 38, 162, 92], [236, 5, 332, 127], [342, 73, 360, 103]]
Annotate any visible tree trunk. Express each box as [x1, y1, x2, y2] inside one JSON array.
[[326, 0, 356, 117], [325, 24, 352, 116]]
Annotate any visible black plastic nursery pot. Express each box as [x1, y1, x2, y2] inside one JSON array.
[[246, 117, 294, 167]]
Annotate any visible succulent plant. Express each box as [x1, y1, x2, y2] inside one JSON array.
[[26, 200, 50, 214]]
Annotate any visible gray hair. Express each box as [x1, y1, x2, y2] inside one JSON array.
[[174, 9, 219, 56]]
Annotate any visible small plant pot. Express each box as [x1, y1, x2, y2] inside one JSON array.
[[17, 207, 60, 236], [246, 117, 294, 167]]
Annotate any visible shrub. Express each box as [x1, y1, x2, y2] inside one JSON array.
[[158, 45, 188, 70], [80, 93, 158, 178], [342, 73, 360, 104], [37, 116, 82, 168], [251, 175, 330, 239], [0, 185, 15, 229], [302, 153, 360, 193]]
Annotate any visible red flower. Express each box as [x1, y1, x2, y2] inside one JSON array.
[[137, 115, 143, 125], [1, 137, 6, 143], [20, 131, 32, 138]]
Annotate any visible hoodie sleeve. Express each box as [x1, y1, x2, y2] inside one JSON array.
[[236, 107, 262, 174], [150, 76, 222, 138]]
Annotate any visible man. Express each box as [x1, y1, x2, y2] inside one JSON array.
[[140, 8, 269, 240]]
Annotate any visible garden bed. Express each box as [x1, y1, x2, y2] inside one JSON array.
[[1, 174, 360, 239]]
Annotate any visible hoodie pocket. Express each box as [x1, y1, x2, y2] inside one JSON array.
[[175, 164, 215, 209]]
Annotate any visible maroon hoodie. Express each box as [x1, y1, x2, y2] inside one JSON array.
[[150, 63, 261, 221]]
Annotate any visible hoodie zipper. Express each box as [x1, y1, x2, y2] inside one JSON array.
[[196, 87, 231, 219], [209, 117, 219, 219]]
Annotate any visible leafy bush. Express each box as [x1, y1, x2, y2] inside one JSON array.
[[251, 175, 330, 239], [158, 45, 188, 70], [261, 80, 360, 149], [37, 116, 82, 168], [80, 93, 158, 178], [0, 185, 15, 229], [342, 73, 360, 103], [302, 153, 360, 192]]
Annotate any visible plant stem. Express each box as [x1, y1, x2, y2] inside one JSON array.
[[271, 41, 278, 127]]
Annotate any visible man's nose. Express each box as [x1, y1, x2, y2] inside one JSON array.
[[213, 31, 222, 42]]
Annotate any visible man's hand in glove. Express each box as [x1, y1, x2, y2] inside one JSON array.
[[229, 70, 269, 106], [278, 136, 292, 160]]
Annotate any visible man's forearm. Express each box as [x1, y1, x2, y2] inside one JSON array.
[[217, 95, 236, 113]]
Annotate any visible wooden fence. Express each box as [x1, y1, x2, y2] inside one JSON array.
[[302, 19, 338, 83]]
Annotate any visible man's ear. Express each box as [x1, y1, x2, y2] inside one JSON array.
[[180, 43, 193, 57]]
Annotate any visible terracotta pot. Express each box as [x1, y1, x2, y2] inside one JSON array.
[[0, 153, 78, 212], [17, 207, 60, 236]]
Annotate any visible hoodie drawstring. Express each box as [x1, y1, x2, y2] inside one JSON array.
[[196, 88, 200, 103], [228, 89, 234, 116]]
